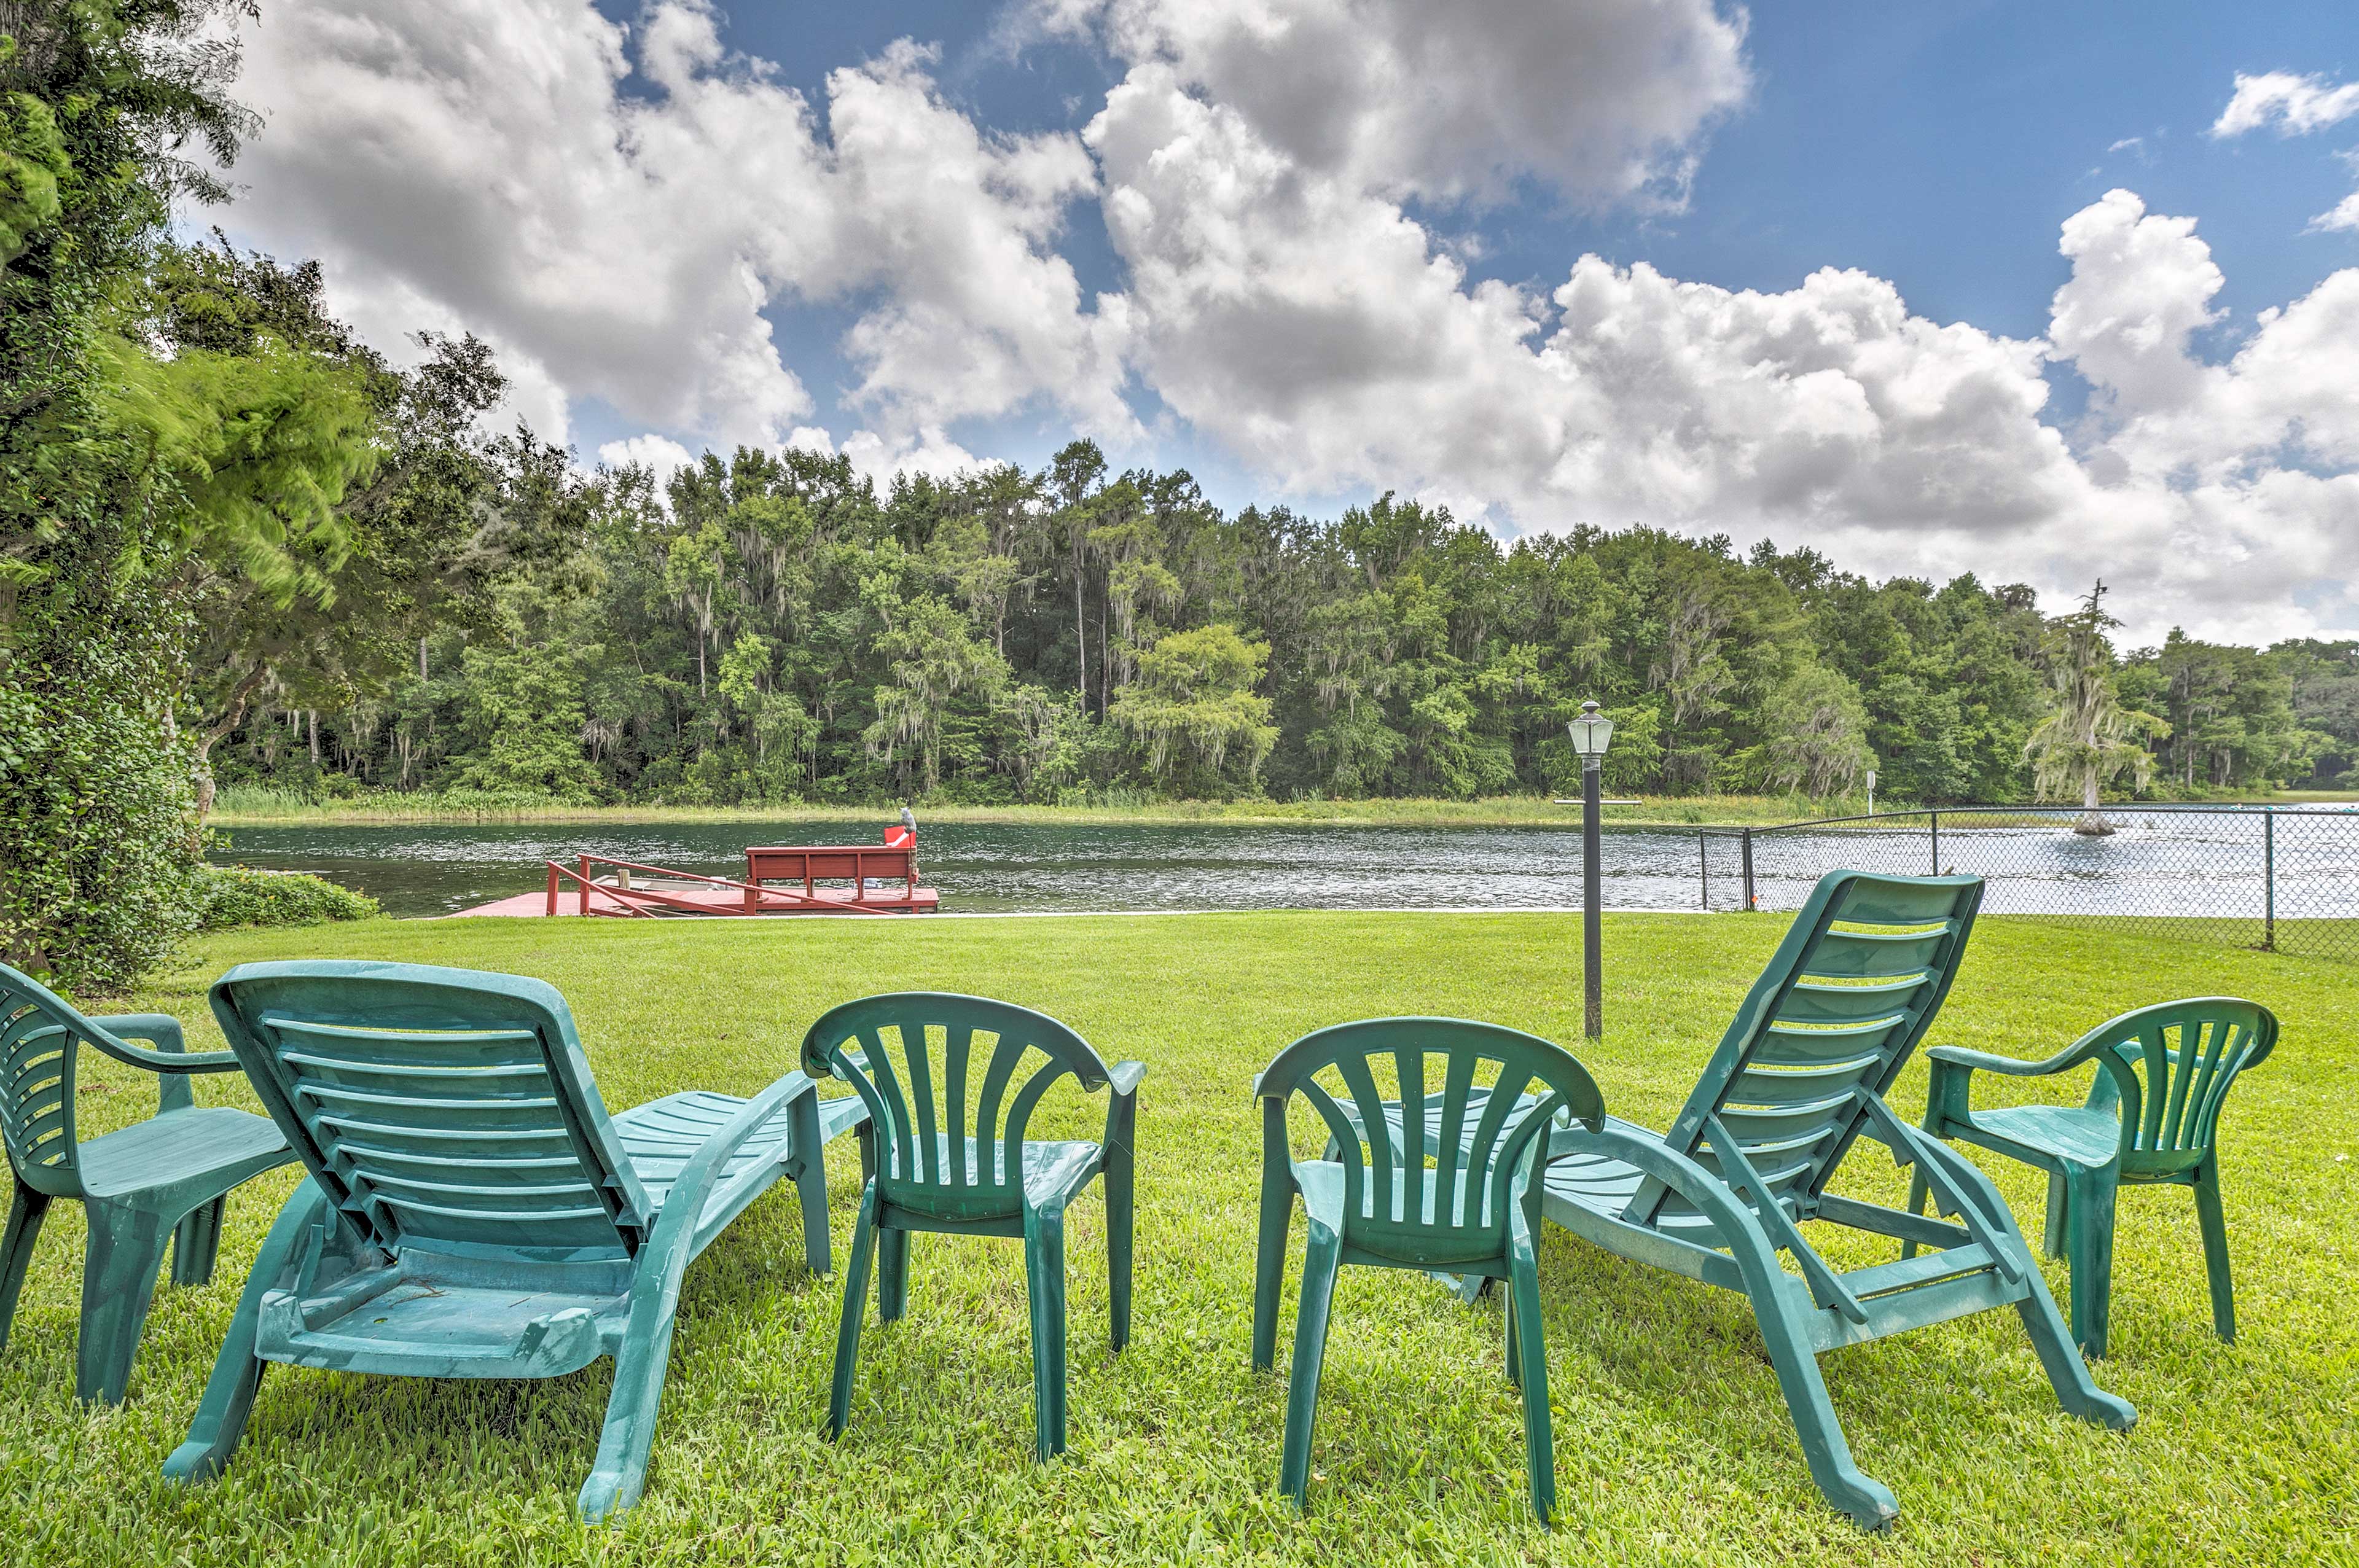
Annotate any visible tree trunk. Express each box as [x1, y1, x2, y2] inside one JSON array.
[[2075, 770, 2113, 835], [194, 742, 217, 820], [192, 663, 272, 825], [418, 636, 429, 681], [308, 709, 319, 766]]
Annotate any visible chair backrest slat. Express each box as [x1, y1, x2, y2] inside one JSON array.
[[2084, 998, 2276, 1164], [1627, 871, 1982, 1229], [0, 964, 157, 1192], [802, 993, 1113, 1219], [211, 962, 649, 1262], [1430, 1046, 1481, 1228], [1259, 1018, 1603, 1265]]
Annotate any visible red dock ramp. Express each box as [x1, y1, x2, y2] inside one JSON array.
[[498, 835, 940, 919]]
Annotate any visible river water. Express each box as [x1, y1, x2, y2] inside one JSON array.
[[208, 820, 1708, 918], [206, 810, 2359, 929]]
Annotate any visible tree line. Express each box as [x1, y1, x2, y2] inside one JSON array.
[[206, 435, 2356, 815]]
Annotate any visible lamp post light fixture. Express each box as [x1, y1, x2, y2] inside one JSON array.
[[1866, 768, 1877, 817], [1567, 700, 1615, 1039]]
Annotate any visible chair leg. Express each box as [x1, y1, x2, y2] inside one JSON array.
[[877, 1228, 910, 1324], [824, 1183, 880, 1441], [2062, 1170, 2118, 1359], [77, 1203, 173, 1405], [1900, 1166, 1930, 1260], [2043, 1169, 2070, 1261], [1746, 1281, 1898, 1531], [1023, 1201, 1070, 1462], [164, 1182, 334, 1486], [0, 1181, 52, 1353], [2011, 1254, 2137, 1430], [788, 1094, 833, 1276], [579, 1255, 695, 1522], [1251, 1181, 1291, 1373], [1509, 1247, 1554, 1523], [1107, 1152, 1134, 1355], [1503, 1279, 1521, 1387], [2191, 1163, 2236, 1344], [1914, 1144, 2137, 1432], [1277, 1221, 1342, 1510], [171, 1197, 227, 1289]]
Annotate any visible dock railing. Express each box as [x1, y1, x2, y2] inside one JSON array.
[[544, 854, 895, 916]]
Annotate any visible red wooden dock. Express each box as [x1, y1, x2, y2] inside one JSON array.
[[452, 840, 939, 919]]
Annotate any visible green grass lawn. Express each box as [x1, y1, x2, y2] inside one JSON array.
[[4, 913, 2352, 1566]]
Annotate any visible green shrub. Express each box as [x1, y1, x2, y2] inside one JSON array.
[[195, 866, 381, 932]]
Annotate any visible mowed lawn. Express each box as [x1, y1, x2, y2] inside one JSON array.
[[3, 911, 2353, 1566]]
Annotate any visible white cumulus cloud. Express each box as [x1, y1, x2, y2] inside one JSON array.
[[216, 0, 1130, 455], [841, 426, 998, 487], [2210, 70, 2359, 139], [595, 433, 697, 486], [1084, 41, 2359, 643], [2210, 69, 2359, 236], [1043, 0, 1750, 206]]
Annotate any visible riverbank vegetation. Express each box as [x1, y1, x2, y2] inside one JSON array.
[[193, 866, 380, 930], [208, 784, 1918, 829], [203, 456, 2358, 824], [1, 909, 2340, 1564]]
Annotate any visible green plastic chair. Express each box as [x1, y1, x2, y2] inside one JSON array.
[[801, 993, 1143, 1461], [163, 960, 867, 1522], [1251, 1018, 1605, 1520], [0, 964, 293, 1404], [1907, 996, 2277, 1358]]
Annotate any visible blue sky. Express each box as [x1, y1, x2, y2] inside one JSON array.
[[554, 0, 2359, 488], [216, 1, 2359, 643]]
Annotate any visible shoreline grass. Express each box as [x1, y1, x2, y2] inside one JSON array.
[[209, 783, 2346, 833], [1, 910, 2347, 1564], [208, 786, 2337, 833], [208, 786, 1855, 830]]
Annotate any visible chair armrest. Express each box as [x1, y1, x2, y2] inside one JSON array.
[[84, 1015, 245, 1072], [641, 1070, 813, 1247], [1925, 1042, 2103, 1078], [1107, 1059, 1148, 1098], [87, 1013, 243, 1116], [1927, 1023, 2127, 1114]]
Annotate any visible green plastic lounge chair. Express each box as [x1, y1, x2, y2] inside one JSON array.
[[0, 964, 294, 1405], [800, 993, 1143, 1462], [162, 960, 867, 1522], [1543, 871, 2136, 1527], [1251, 1018, 1604, 1520], [1907, 996, 2277, 1358]]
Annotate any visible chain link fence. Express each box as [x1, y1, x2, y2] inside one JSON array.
[[1697, 805, 2359, 962]]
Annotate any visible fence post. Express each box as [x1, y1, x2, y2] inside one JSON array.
[[1929, 809, 1942, 876], [2264, 809, 2276, 952], [579, 854, 592, 917], [546, 861, 560, 917], [1699, 832, 1710, 911], [1740, 827, 1756, 911]]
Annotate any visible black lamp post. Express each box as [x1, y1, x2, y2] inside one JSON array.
[[1567, 700, 1615, 1039]]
